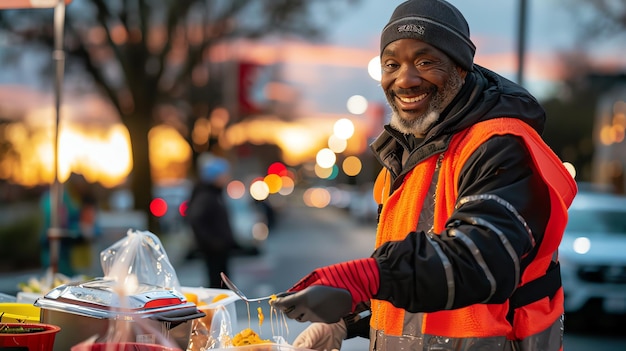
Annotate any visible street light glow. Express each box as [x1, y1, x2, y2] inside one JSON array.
[[316, 148, 336, 169], [328, 134, 347, 153], [368, 56, 381, 82], [333, 118, 354, 140], [347, 95, 368, 115], [250, 179, 270, 201], [342, 156, 362, 177]]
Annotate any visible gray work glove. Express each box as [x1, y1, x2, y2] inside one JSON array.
[[293, 321, 347, 351]]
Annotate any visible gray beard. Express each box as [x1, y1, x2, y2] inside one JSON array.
[[390, 109, 439, 136], [388, 69, 465, 136]]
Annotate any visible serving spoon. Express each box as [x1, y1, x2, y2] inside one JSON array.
[[220, 272, 274, 303]]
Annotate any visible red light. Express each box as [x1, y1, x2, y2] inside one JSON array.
[[150, 198, 168, 217], [179, 201, 188, 217], [267, 162, 287, 176]]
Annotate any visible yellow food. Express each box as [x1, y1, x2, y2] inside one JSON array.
[[211, 293, 230, 303], [257, 306, 264, 327], [232, 328, 271, 346], [18, 274, 73, 293], [184, 292, 198, 305]]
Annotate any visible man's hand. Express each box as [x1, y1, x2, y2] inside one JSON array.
[[271, 258, 380, 323], [293, 321, 347, 351], [289, 258, 380, 310], [272, 285, 351, 323]]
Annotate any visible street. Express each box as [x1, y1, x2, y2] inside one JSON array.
[[170, 202, 626, 350]]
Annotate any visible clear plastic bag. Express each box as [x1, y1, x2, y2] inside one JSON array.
[[100, 229, 181, 291], [72, 229, 185, 349], [187, 303, 239, 350]]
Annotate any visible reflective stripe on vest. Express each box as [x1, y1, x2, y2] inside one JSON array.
[[369, 316, 563, 351], [371, 118, 576, 350]]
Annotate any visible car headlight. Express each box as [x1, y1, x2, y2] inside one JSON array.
[[572, 236, 591, 254]]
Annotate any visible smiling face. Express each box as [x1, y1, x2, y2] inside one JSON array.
[[381, 38, 467, 136]]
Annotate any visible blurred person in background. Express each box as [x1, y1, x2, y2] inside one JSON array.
[[40, 172, 100, 277], [271, 0, 578, 350], [186, 154, 238, 288]]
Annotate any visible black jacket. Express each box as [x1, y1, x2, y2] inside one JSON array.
[[186, 183, 238, 254]]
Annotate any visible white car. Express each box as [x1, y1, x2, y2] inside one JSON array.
[[559, 190, 626, 316]]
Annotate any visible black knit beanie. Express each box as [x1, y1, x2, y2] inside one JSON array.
[[380, 0, 476, 71]]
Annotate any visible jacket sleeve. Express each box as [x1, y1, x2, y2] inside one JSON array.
[[372, 135, 550, 312]]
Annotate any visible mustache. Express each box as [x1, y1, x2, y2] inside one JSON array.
[[389, 86, 436, 97]]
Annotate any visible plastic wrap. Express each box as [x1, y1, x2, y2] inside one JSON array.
[[100, 229, 181, 291], [60, 230, 188, 348]]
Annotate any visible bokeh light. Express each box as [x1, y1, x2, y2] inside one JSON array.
[[573, 237, 591, 254], [563, 162, 577, 179], [303, 187, 331, 208], [342, 156, 362, 176], [346, 95, 368, 115], [252, 223, 270, 241], [333, 118, 354, 140], [328, 134, 347, 153], [179, 201, 188, 217], [149, 125, 191, 180], [316, 148, 336, 169], [250, 179, 270, 201], [368, 56, 382, 82], [268, 162, 288, 176], [192, 117, 211, 147], [0, 118, 133, 187], [264, 173, 283, 194], [210, 107, 230, 132], [327, 186, 351, 208], [279, 176, 295, 195], [150, 197, 168, 217], [227, 180, 246, 199], [315, 164, 337, 179]]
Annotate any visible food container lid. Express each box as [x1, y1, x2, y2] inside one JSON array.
[[0, 302, 41, 323], [34, 278, 205, 323]]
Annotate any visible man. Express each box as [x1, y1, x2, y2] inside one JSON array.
[[271, 0, 577, 350], [186, 154, 238, 288]]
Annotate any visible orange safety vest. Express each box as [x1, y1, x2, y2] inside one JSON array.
[[371, 118, 577, 343]]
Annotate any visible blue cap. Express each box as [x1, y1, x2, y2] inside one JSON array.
[[200, 157, 230, 183]]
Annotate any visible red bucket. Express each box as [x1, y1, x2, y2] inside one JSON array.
[[0, 323, 61, 351], [71, 342, 182, 351]]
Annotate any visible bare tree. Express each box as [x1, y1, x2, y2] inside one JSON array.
[[0, 0, 361, 232], [543, 0, 626, 182], [565, 0, 626, 41]]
